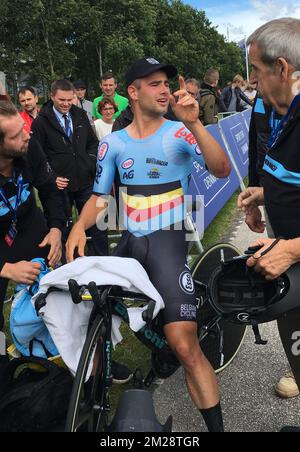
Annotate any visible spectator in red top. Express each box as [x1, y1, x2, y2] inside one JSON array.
[[18, 87, 39, 133]]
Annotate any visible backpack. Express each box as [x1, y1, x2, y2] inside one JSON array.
[[0, 356, 73, 432], [198, 88, 215, 124], [10, 258, 59, 359]]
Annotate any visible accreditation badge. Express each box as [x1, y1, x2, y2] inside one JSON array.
[[4, 222, 18, 247]]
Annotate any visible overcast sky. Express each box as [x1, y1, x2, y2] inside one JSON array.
[[182, 0, 300, 41]]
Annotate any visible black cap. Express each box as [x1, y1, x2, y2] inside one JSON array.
[[125, 58, 177, 87], [73, 80, 86, 89]]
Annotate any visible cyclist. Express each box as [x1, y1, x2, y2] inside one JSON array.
[[66, 58, 231, 432]]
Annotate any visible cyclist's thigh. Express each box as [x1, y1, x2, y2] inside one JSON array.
[[145, 229, 197, 325]]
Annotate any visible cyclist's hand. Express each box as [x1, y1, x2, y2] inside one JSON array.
[[0, 261, 41, 285], [237, 187, 264, 212], [245, 206, 265, 233], [66, 223, 86, 262], [169, 75, 199, 125]]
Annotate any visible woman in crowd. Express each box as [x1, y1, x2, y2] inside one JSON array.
[[94, 98, 118, 141]]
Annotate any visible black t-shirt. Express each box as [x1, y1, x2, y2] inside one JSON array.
[[0, 138, 65, 271], [263, 101, 300, 239]]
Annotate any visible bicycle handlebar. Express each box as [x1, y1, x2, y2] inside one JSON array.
[[67, 279, 156, 324], [142, 299, 156, 325]]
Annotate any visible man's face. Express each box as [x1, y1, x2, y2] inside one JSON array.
[[211, 78, 219, 88], [0, 114, 30, 159], [51, 89, 74, 114], [74, 87, 86, 100], [249, 43, 281, 107], [186, 82, 199, 99], [19, 90, 38, 114], [100, 78, 117, 97], [130, 71, 171, 116]]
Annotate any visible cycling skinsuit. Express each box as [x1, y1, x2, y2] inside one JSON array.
[[93, 120, 205, 325]]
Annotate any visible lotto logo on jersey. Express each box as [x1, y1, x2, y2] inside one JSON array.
[[98, 142, 109, 161], [122, 158, 134, 170], [175, 127, 197, 145]]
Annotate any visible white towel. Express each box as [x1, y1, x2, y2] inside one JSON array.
[[32, 256, 164, 378]]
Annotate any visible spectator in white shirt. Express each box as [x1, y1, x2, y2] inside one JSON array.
[[94, 98, 118, 141]]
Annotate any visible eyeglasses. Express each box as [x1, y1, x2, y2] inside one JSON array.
[[102, 107, 114, 111], [187, 90, 198, 98]]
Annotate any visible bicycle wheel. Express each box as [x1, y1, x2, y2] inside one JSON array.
[[192, 243, 247, 374], [65, 314, 108, 432]]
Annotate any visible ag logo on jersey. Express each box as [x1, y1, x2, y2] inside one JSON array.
[[179, 271, 195, 295], [98, 142, 109, 161], [122, 158, 134, 170], [123, 170, 135, 180]]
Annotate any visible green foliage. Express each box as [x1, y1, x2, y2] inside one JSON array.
[[0, 0, 245, 98]]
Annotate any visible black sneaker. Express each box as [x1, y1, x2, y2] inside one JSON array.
[[111, 360, 133, 385]]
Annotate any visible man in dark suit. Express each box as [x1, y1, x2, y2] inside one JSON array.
[[32, 79, 107, 257]]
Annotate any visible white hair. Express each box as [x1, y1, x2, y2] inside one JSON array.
[[247, 18, 300, 70]]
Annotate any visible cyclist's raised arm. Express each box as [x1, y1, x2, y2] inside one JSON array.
[[187, 121, 230, 178], [170, 76, 231, 178]]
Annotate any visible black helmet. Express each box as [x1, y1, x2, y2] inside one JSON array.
[[208, 254, 300, 325]]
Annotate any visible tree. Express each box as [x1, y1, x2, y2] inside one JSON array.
[[0, 0, 245, 99]]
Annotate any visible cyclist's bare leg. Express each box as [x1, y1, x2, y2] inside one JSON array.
[[164, 321, 219, 409]]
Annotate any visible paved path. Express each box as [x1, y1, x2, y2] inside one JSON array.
[[153, 210, 300, 432]]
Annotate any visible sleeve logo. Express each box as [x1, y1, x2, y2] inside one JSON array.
[[179, 271, 195, 294], [98, 142, 109, 161], [195, 145, 202, 155]]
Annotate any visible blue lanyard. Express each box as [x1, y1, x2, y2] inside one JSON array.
[[0, 173, 23, 223], [269, 94, 300, 148]]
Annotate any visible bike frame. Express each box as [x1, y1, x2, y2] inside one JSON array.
[[86, 279, 221, 391]]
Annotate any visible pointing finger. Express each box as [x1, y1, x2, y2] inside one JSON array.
[[178, 75, 186, 90]]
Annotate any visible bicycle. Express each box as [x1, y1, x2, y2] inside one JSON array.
[[59, 242, 246, 432]]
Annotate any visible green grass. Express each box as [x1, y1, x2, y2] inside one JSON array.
[[201, 189, 241, 248]]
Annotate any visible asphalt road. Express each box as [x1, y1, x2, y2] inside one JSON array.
[[152, 211, 300, 432]]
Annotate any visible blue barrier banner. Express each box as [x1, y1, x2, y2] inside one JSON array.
[[187, 124, 241, 232], [219, 113, 249, 178]]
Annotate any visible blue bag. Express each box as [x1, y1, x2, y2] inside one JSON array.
[[10, 258, 59, 359]]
